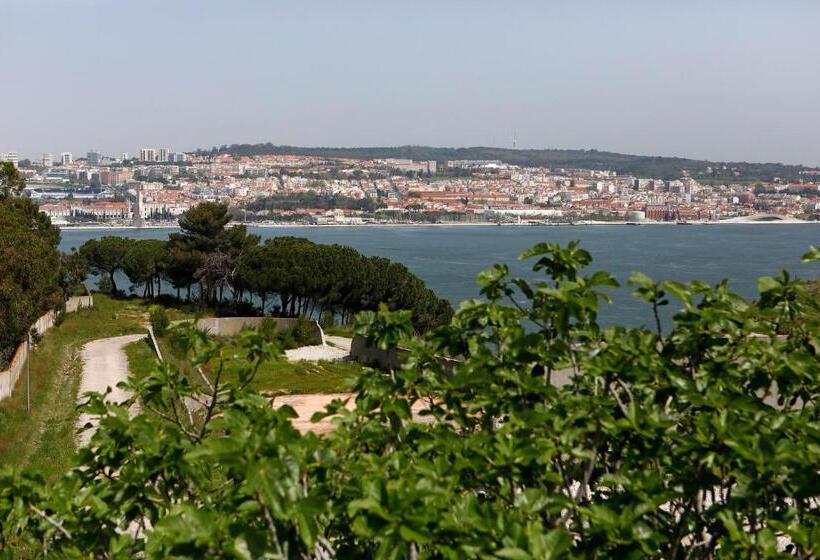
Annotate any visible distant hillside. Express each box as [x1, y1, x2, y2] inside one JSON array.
[[197, 143, 815, 182]]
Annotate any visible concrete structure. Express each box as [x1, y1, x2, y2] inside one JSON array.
[[195, 317, 324, 346], [41, 153, 53, 167], [60, 152, 73, 165], [157, 148, 170, 162]]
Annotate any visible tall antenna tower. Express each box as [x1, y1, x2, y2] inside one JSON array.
[[513, 129, 517, 150]]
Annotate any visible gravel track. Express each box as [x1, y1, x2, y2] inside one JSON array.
[[76, 334, 145, 447]]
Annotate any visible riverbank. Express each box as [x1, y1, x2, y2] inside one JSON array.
[[55, 218, 818, 230]]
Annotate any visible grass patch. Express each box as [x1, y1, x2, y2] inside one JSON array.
[[321, 324, 356, 337], [0, 295, 150, 478], [236, 356, 361, 394], [125, 337, 160, 382], [160, 334, 363, 394]]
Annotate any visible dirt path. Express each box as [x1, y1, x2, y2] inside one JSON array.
[[76, 334, 146, 447], [272, 392, 430, 434]]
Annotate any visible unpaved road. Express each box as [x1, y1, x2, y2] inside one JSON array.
[[273, 392, 430, 434], [76, 334, 145, 447]]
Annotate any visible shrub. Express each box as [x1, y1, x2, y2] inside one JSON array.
[[258, 317, 280, 343], [290, 316, 316, 346], [148, 305, 169, 336]]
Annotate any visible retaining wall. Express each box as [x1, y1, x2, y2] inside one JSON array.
[[0, 294, 95, 402], [195, 317, 324, 346]]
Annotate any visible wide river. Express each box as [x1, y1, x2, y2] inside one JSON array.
[[60, 224, 819, 328]]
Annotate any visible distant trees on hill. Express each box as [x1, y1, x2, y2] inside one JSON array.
[[197, 143, 813, 182], [78, 203, 452, 332]]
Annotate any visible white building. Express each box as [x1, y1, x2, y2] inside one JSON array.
[[1, 151, 19, 168], [60, 152, 73, 166], [157, 148, 170, 162], [42, 153, 53, 167], [139, 148, 157, 162]]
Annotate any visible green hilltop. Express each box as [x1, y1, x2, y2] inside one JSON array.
[[198, 143, 818, 182]]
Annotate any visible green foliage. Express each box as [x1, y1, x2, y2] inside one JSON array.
[[123, 239, 169, 298], [58, 249, 89, 297], [149, 305, 170, 336], [74, 204, 451, 331], [0, 162, 26, 196], [79, 236, 131, 294], [291, 316, 317, 347], [0, 197, 62, 365], [4, 243, 818, 558], [238, 237, 452, 332]]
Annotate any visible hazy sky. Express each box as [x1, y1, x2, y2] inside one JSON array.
[[2, 0, 819, 165]]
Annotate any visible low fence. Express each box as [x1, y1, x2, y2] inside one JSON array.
[[195, 317, 324, 346], [0, 294, 95, 402]]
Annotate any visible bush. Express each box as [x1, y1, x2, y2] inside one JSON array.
[[258, 317, 280, 343], [148, 305, 169, 336], [290, 316, 316, 347]]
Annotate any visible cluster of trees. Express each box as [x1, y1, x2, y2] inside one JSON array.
[[2, 242, 818, 557], [244, 192, 377, 213], [198, 143, 813, 182], [239, 237, 452, 330], [79, 202, 452, 331], [0, 164, 82, 365]]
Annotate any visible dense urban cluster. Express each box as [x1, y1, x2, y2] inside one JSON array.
[[2, 148, 820, 226]]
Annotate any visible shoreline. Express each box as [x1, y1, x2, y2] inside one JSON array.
[[56, 219, 818, 231]]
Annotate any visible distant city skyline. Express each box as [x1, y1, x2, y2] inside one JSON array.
[[3, 0, 820, 165]]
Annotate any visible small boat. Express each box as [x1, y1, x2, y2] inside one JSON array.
[[676, 221, 691, 225]]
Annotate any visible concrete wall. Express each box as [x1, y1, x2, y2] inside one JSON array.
[[349, 335, 402, 370], [195, 317, 324, 346], [0, 295, 94, 402]]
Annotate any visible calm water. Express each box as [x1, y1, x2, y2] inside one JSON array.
[[59, 225, 819, 328]]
